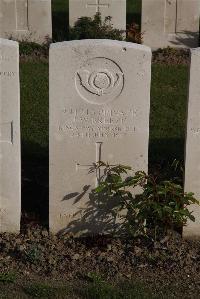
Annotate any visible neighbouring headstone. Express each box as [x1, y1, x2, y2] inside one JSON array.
[[49, 39, 151, 235], [0, 0, 52, 44], [142, 0, 200, 49], [69, 0, 126, 32], [184, 48, 200, 238], [0, 39, 21, 233]]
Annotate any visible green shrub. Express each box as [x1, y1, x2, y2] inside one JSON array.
[[69, 12, 125, 41], [94, 162, 198, 239], [127, 22, 143, 44], [19, 41, 49, 58]]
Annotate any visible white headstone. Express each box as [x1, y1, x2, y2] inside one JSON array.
[[184, 48, 200, 239], [0, 38, 21, 233], [69, 0, 126, 32], [49, 39, 151, 235], [0, 0, 52, 44], [142, 0, 200, 49]]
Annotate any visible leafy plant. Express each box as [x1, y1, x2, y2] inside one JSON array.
[[69, 12, 125, 41], [94, 162, 199, 239], [69, 13, 142, 44], [24, 245, 43, 264], [127, 22, 143, 44]]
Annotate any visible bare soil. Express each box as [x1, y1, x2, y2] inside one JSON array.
[[1, 225, 200, 298]]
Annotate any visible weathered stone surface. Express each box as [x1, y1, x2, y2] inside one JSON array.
[[69, 0, 126, 32], [142, 0, 200, 49], [184, 48, 200, 239], [0, 38, 21, 233], [0, 0, 52, 44], [49, 39, 151, 235]]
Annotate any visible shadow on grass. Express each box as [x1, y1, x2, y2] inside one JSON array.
[[149, 138, 184, 166], [127, 0, 141, 28], [127, 12, 141, 29], [21, 142, 48, 228], [52, 0, 69, 41]]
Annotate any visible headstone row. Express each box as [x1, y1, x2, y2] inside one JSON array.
[[0, 0, 200, 49], [0, 0, 52, 43], [69, 0, 200, 49], [1, 37, 200, 238], [69, 0, 126, 32], [142, 0, 200, 49]]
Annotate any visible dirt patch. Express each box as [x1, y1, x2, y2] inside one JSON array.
[[152, 48, 190, 65], [0, 226, 200, 297]]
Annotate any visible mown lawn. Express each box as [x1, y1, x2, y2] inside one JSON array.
[[150, 64, 188, 164]]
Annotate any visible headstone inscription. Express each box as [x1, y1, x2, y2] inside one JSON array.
[[0, 39, 21, 233], [142, 0, 200, 49], [0, 0, 52, 44], [184, 48, 200, 238], [69, 0, 126, 32], [49, 39, 151, 235]]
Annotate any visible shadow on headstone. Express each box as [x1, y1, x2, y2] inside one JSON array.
[[59, 188, 125, 236], [169, 31, 200, 48]]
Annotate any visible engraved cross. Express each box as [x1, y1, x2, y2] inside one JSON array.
[[15, 0, 29, 31], [86, 0, 109, 13], [76, 142, 105, 187]]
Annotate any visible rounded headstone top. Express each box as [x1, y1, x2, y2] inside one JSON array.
[[50, 39, 151, 53], [191, 48, 200, 55], [0, 38, 19, 47]]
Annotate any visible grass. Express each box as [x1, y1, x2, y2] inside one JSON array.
[[23, 283, 67, 298], [150, 64, 188, 164], [20, 62, 49, 150], [52, 0, 69, 41], [0, 277, 172, 299], [0, 274, 195, 298]]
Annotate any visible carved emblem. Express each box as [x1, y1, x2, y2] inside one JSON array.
[[75, 57, 124, 105]]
